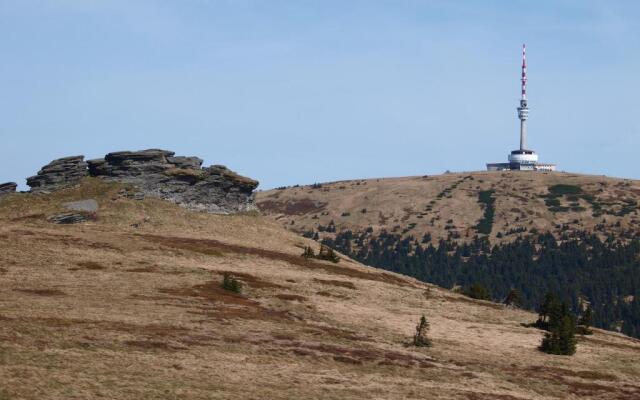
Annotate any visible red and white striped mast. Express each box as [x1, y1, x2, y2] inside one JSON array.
[[517, 44, 529, 150]]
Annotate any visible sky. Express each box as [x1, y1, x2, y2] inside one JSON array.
[[1, 0, 639, 190]]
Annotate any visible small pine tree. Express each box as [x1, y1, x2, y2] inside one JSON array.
[[540, 315, 577, 355], [504, 288, 523, 307], [535, 292, 559, 329], [413, 315, 432, 347], [577, 305, 594, 335], [317, 245, 340, 263], [302, 246, 315, 259], [222, 273, 242, 293]]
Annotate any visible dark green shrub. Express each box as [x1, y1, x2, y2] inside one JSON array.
[[413, 315, 432, 347], [540, 315, 577, 355], [302, 246, 315, 259], [222, 273, 242, 293], [317, 245, 340, 263], [548, 184, 582, 195]]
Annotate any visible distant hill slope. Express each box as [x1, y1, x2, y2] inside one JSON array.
[[1, 178, 639, 399], [257, 171, 640, 244], [257, 171, 640, 338]]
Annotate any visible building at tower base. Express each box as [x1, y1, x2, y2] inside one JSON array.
[[486, 44, 556, 172], [487, 150, 556, 171]]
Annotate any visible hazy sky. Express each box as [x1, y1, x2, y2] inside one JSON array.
[[2, 1, 639, 190]]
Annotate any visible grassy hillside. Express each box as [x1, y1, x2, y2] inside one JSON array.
[[256, 171, 640, 338], [1, 179, 639, 399], [257, 171, 640, 245]]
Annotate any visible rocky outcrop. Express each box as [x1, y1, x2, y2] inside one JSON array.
[[27, 156, 88, 193], [25, 149, 258, 213], [0, 182, 17, 196], [87, 149, 258, 213]]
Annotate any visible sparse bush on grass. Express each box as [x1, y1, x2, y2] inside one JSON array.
[[222, 273, 242, 293], [301, 244, 340, 263], [412, 315, 432, 347], [317, 245, 340, 263], [549, 184, 582, 196], [302, 246, 315, 259]]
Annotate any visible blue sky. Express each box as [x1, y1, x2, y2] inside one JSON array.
[[1, 0, 639, 189]]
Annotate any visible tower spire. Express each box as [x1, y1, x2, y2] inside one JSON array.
[[517, 43, 529, 150], [521, 43, 527, 100]]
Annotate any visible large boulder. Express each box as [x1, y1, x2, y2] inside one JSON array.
[[27, 156, 88, 193], [0, 182, 17, 196], [88, 149, 259, 214]]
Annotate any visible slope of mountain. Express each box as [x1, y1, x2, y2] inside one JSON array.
[[257, 171, 640, 244], [2, 178, 639, 399], [256, 171, 640, 338]]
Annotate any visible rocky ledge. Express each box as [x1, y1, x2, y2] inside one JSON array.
[[26, 156, 88, 193], [0, 182, 17, 196], [26, 149, 257, 214]]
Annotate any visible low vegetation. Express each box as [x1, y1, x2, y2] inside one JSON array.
[[535, 293, 577, 355], [301, 244, 340, 263], [412, 315, 432, 347], [475, 190, 495, 234], [222, 272, 242, 293]]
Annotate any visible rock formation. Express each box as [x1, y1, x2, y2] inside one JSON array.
[[26, 156, 88, 193], [0, 182, 17, 196], [25, 149, 258, 213], [87, 149, 258, 213]]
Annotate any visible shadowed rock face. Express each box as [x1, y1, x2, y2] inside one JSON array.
[[0, 182, 17, 196], [26, 156, 88, 193], [87, 149, 258, 214]]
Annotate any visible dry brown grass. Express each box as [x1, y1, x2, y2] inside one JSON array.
[[0, 179, 639, 399], [257, 171, 640, 244]]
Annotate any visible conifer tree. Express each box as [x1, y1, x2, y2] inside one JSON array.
[[302, 246, 315, 259], [539, 299, 577, 355], [413, 315, 432, 347], [504, 288, 523, 307], [222, 273, 242, 293], [536, 292, 559, 329], [577, 305, 594, 335]]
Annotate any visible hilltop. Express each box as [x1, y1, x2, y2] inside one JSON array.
[[1, 178, 639, 399], [257, 171, 640, 245]]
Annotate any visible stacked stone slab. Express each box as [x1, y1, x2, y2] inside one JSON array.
[[0, 182, 17, 196], [26, 156, 88, 193], [87, 149, 258, 214]]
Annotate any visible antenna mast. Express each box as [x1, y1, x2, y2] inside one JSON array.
[[517, 44, 529, 150]]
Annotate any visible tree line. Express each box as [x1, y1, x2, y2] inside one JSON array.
[[322, 230, 640, 339]]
